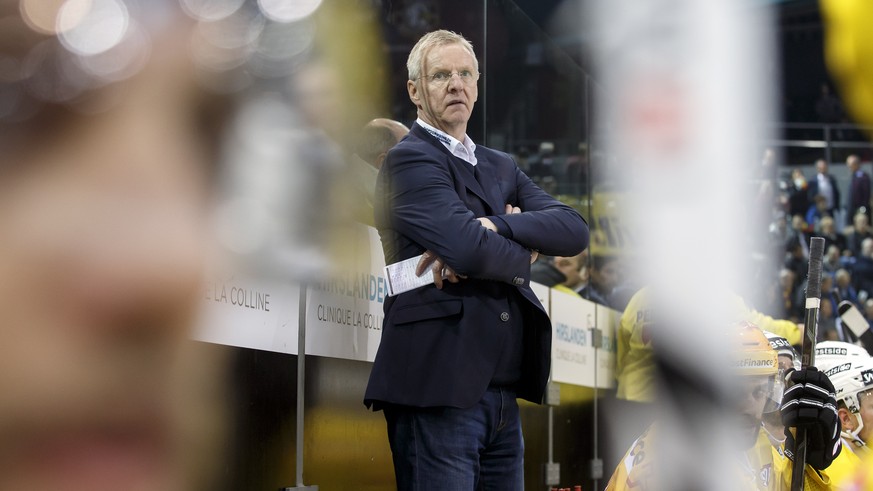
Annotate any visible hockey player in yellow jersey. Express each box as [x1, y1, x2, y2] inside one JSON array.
[[798, 346, 873, 489], [764, 333, 861, 490], [827, 358, 873, 458], [810, 357, 873, 490], [616, 287, 802, 403], [607, 322, 841, 490], [761, 331, 800, 450]]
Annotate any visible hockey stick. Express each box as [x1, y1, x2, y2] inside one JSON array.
[[790, 236, 825, 491]]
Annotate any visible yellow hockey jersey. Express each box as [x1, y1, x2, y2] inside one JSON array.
[[822, 438, 863, 490], [820, 439, 873, 490], [606, 425, 832, 491]]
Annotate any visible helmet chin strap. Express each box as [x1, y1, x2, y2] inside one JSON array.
[[843, 412, 866, 448], [761, 423, 786, 446]]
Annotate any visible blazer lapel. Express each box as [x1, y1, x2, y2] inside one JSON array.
[[455, 159, 493, 212], [410, 123, 495, 212], [472, 150, 505, 214]]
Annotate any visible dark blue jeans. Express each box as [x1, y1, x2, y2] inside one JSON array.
[[383, 387, 524, 491]]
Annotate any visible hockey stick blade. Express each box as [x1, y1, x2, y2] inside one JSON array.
[[838, 301, 868, 338]]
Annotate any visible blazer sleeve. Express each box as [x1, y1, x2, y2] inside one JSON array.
[[863, 174, 871, 202], [383, 145, 534, 285], [486, 164, 589, 257]]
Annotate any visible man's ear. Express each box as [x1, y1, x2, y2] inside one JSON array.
[[839, 407, 856, 431], [375, 152, 388, 169], [407, 80, 421, 108]]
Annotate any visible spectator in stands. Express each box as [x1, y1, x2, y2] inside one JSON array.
[[778, 268, 802, 322], [788, 168, 810, 218], [824, 244, 845, 274], [579, 255, 619, 307], [769, 211, 790, 246], [818, 293, 839, 341], [816, 216, 847, 252], [852, 238, 873, 298], [808, 158, 841, 216], [847, 154, 871, 220], [821, 273, 837, 314], [790, 214, 812, 255], [846, 212, 873, 257], [784, 237, 808, 290], [788, 272, 836, 335], [805, 194, 831, 227], [836, 268, 861, 307]]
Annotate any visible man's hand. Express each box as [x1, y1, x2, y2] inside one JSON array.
[[416, 250, 465, 289], [781, 367, 842, 470], [476, 204, 538, 263], [505, 204, 538, 263], [477, 204, 520, 232], [476, 217, 498, 232]]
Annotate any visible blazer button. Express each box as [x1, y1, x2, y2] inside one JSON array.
[[500, 312, 510, 322], [512, 277, 524, 286]]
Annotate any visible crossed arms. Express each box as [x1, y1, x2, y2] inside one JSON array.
[[381, 145, 589, 288]]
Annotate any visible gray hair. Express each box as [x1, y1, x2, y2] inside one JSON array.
[[406, 30, 478, 82]]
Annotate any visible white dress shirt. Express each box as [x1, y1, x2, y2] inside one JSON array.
[[416, 118, 477, 166], [817, 173, 834, 209]]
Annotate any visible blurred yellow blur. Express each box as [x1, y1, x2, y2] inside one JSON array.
[[821, 0, 873, 134]]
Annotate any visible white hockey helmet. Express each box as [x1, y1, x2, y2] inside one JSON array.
[[826, 357, 873, 443], [815, 340, 870, 373]]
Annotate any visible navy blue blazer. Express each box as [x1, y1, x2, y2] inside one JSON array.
[[364, 123, 589, 409], [807, 174, 840, 212]]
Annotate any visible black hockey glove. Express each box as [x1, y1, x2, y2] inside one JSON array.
[[781, 367, 842, 470]]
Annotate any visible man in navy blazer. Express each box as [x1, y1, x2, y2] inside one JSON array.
[[807, 158, 840, 216], [848, 154, 871, 220], [364, 30, 589, 490]]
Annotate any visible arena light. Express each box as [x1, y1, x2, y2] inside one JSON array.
[[57, 0, 129, 56], [257, 0, 321, 23], [179, 0, 245, 22]]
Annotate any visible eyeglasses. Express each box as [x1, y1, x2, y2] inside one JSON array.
[[419, 69, 479, 87]]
